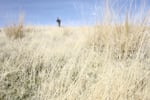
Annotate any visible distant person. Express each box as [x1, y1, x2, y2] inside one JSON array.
[[56, 17, 61, 27]]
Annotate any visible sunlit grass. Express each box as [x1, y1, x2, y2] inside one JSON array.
[[0, 0, 150, 100], [0, 24, 150, 99], [4, 13, 24, 39]]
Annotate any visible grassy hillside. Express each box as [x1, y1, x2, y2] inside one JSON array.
[[0, 24, 150, 100], [0, 0, 150, 99]]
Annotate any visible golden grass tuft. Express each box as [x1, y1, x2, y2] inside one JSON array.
[[4, 13, 24, 39]]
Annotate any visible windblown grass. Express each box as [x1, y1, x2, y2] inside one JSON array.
[[0, 0, 150, 100], [4, 13, 24, 39], [0, 24, 150, 100]]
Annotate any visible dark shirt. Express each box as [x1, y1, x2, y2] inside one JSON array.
[[56, 18, 61, 23]]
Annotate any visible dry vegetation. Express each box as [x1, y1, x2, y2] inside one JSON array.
[[4, 14, 24, 39], [0, 24, 150, 100], [0, 1, 150, 100]]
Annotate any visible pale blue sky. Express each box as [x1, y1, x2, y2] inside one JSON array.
[[0, 0, 149, 26]]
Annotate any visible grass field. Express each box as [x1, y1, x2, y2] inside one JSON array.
[[0, 24, 150, 100], [0, 0, 150, 99]]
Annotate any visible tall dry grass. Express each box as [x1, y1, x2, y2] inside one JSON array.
[[0, 0, 150, 100], [0, 24, 149, 100], [4, 13, 24, 39]]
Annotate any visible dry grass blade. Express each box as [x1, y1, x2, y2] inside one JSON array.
[[4, 13, 24, 39]]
